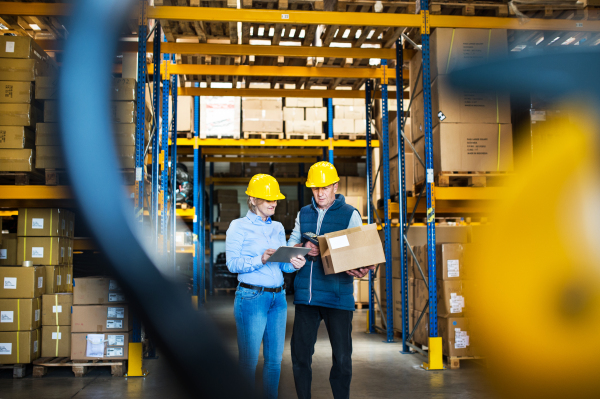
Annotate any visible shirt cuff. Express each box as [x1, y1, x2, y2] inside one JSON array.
[[251, 255, 264, 270]]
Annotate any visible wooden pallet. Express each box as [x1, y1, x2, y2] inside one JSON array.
[[355, 302, 369, 310], [32, 357, 126, 377], [333, 133, 372, 141], [286, 133, 326, 140], [0, 170, 45, 185], [430, 1, 510, 17], [200, 134, 240, 140], [446, 355, 485, 370], [0, 363, 27, 378], [243, 132, 285, 140], [436, 171, 513, 188]]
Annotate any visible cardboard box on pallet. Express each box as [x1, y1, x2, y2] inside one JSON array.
[[73, 277, 126, 305], [389, 153, 415, 195], [0, 126, 35, 149], [111, 101, 135, 124], [0, 233, 17, 265], [214, 189, 238, 203], [346, 177, 367, 215], [406, 225, 469, 247], [0, 298, 41, 331], [244, 109, 283, 121], [242, 120, 283, 133], [415, 279, 468, 318], [286, 120, 320, 134], [0, 148, 33, 171], [0, 329, 41, 364], [112, 78, 136, 101], [201, 97, 241, 138], [35, 77, 58, 100], [285, 98, 321, 108], [353, 278, 370, 303], [333, 119, 354, 134], [42, 293, 72, 326], [0, 81, 33, 103], [43, 266, 61, 294], [41, 325, 71, 357], [0, 59, 44, 81], [414, 310, 478, 357], [0, 103, 42, 127], [0, 266, 45, 299], [43, 100, 58, 122], [71, 305, 132, 333], [283, 107, 305, 121], [35, 123, 59, 145], [71, 331, 131, 360], [0, 36, 48, 60], [305, 108, 327, 122], [413, 243, 465, 281], [17, 236, 69, 266], [17, 208, 65, 237]]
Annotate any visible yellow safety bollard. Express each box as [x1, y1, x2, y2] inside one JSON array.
[[127, 342, 145, 377], [192, 295, 198, 310], [422, 337, 444, 370]]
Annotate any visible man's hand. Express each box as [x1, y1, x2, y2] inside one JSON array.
[[305, 241, 320, 257], [261, 249, 277, 264], [290, 255, 306, 270], [346, 264, 377, 278]]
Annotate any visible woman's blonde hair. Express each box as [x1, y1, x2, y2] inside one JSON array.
[[247, 196, 265, 213]]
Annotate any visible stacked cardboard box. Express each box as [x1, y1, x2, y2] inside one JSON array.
[[0, 266, 44, 364], [41, 293, 72, 357], [271, 199, 298, 231], [410, 28, 513, 183], [16, 208, 74, 294], [202, 96, 241, 139], [283, 98, 325, 137], [243, 97, 283, 136], [332, 98, 366, 135], [0, 232, 17, 266], [71, 277, 131, 361], [386, 117, 414, 196], [336, 176, 367, 216], [215, 190, 240, 232], [243, 162, 270, 177], [168, 95, 194, 133]]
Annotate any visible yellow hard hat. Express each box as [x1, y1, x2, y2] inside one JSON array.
[[245, 174, 285, 201], [306, 161, 340, 188]]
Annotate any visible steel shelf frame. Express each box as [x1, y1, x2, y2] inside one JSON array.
[[171, 74, 178, 272], [151, 22, 161, 249], [209, 163, 215, 297], [161, 75, 170, 258], [192, 85, 201, 306], [365, 79, 376, 335]]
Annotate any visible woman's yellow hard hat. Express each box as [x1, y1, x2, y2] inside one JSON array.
[[245, 174, 286, 201], [305, 161, 340, 188]]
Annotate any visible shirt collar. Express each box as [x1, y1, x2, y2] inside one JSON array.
[[246, 210, 272, 224]]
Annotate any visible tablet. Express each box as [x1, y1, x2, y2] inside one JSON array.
[[268, 246, 311, 263]]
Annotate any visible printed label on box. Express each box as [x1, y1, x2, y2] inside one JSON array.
[[38, 277, 43, 289], [455, 328, 469, 349], [85, 334, 105, 358], [106, 320, 123, 329], [34, 340, 38, 353], [109, 280, 120, 291], [61, 247, 65, 258], [107, 347, 124, 357], [5, 42, 15, 53], [52, 332, 62, 340], [4, 277, 16, 289], [0, 343, 12, 355], [31, 218, 44, 229], [447, 260, 460, 278], [53, 305, 62, 313], [35, 309, 40, 321], [449, 293, 465, 313], [32, 247, 44, 258], [0, 249, 6, 259], [329, 235, 350, 250], [108, 293, 125, 302], [57, 275, 62, 285], [107, 307, 125, 319], [67, 274, 71, 285], [108, 335, 125, 346], [0, 311, 14, 323], [68, 247, 72, 257]]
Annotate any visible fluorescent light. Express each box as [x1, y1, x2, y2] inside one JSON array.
[[355, 29, 362, 39], [299, 28, 305, 39], [342, 29, 350, 39], [211, 82, 233, 88], [250, 27, 254, 36], [30, 24, 41, 31], [330, 42, 351, 48], [535, 36, 544, 45], [268, 27, 274, 37], [281, 28, 286, 37], [511, 44, 527, 52], [367, 30, 374, 39], [0, 24, 8, 30], [258, 26, 265, 36], [289, 28, 296, 37], [369, 58, 381, 66], [561, 37, 576, 45], [249, 39, 271, 46], [280, 41, 301, 46], [547, 37, 560, 45]]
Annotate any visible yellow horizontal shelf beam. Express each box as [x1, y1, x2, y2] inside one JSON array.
[[0, 186, 73, 200], [73, 238, 96, 251], [387, 187, 505, 215], [152, 64, 397, 80], [206, 156, 317, 163], [178, 138, 379, 148], [178, 87, 408, 99], [0, 210, 18, 217], [200, 147, 365, 156], [207, 177, 305, 185]]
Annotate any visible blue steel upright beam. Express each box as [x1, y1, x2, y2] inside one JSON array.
[[171, 74, 178, 272], [209, 162, 214, 296], [161, 74, 170, 258], [192, 86, 200, 306], [395, 39, 410, 354], [200, 154, 206, 305], [327, 98, 334, 164], [365, 79, 376, 334], [134, 7, 147, 225], [151, 23, 161, 248]]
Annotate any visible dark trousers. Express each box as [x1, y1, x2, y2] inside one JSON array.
[[291, 304, 353, 399]]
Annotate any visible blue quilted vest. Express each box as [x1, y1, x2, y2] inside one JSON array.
[[293, 194, 357, 311]]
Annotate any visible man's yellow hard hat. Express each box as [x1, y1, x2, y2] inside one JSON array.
[[305, 161, 340, 188], [245, 174, 286, 201]]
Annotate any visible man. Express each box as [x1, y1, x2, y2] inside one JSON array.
[[287, 161, 375, 399]]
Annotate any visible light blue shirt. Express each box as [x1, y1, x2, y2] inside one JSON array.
[[287, 198, 363, 246], [226, 210, 296, 288]]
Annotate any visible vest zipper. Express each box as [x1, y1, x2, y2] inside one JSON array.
[[309, 260, 313, 303]]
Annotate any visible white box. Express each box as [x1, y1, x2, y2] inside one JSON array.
[[286, 98, 322, 107], [287, 121, 319, 134], [332, 98, 354, 106], [335, 106, 365, 120], [244, 109, 283, 120], [283, 107, 305, 121], [354, 119, 367, 135], [333, 119, 355, 134], [305, 108, 327, 122], [200, 96, 241, 138], [242, 120, 283, 133]]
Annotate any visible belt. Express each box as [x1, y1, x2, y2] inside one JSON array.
[[239, 282, 286, 293]]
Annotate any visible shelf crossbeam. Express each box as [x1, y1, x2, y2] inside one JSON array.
[[178, 88, 409, 100], [175, 138, 379, 148]]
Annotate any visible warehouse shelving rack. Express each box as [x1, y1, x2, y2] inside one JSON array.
[[2, 0, 600, 372]]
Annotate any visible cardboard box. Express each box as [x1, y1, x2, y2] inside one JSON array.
[[17, 237, 69, 266], [201, 97, 241, 137], [288, 200, 300, 216], [389, 153, 414, 195], [41, 293, 73, 326], [0, 266, 45, 298], [35, 123, 59, 146], [43, 100, 58, 122], [41, 325, 71, 357], [244, 163, 270, 177], [283, 107, 305, 121], [406, 225, 469, 247], [111, 101, 135, 124], [71, 305, 132, 333], [333, 119, 354, 134], [44, 266, 60, 294], [335, 105, 365, 120], [286, 120, 319, 134], [259, 99, 283, 110], [116, 146, 135, 168], [346, 176, 367, 214], [242, 119, 283, 133], [0, 59, 44, 81], [332, 98, 354, 106], [0, 148, 33, 171], [305, 107, 327, 122], [336, 162, 358, 176], [111, 123, 136, 146], [353, 279, 370, 303], [438, 316, 477, 357], [17, 208, 64, 237], [244, 109, 283, 121], [35, 145, 64, 169], [214, 189, 238, 204], [241, 99, 262, 110], [411, 92, 424, 141], [72, 277, 126, 305], [219, 203, 241, 213], [71, 332, 131, 360], [0, 126, 34, 149], [337, 176, 347, 195], [435, 243, 465, 280], [344, 196, 363, 216], [64, 265, 73, 293], [354, 119, 367, 135], [0, 81, 33, 103], [286, 98, 320, 108], [0, 298, 41, 331], [319, 224, 386, 275], [0, 103, 41, 126], [0, 329, 40, 364], [112, 78, 136, 101], [35, 77, 58, 100], [389, 117, 412, 159], [0, 36, 47, 60], [0, 234, 17, 266]]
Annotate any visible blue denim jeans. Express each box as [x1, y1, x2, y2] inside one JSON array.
[[234, 285, 287, 399]]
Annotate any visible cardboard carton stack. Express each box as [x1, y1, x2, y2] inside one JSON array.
[[201, 96, 241, 139], [283, 98, 325, 138], [16, 208, 74, 294], [336, 176, 367, 217], [0, 36, 55, 172], [271, 199, 298, 232], [242, 97, 283, 137], [387, 117, 414, 196], [243, 162, 270, 177], [71, 277, 131, 361], [353, 278, 370, 304], [41, 293, 72, 358], [410, 28, 513, 183], [215, 190, 240, 232], [0, 266, 44, 364], [168, 95, 194, 135], [332, 98, 367, 136], [0, 232, 17, 266]]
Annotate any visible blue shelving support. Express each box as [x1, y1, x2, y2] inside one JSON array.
[[200, 154, 206, 305], [365, 79, 376, 334], [151, 22, 161, 248], [298, 163, 304, 208], [395, 39, 411, 354], [209, 162, 214, 296], [380, 60, 394, 343], [171, 74, 178, 272], [133, 4, 147, 226], [192, 85, 200, 308], [327, 98, 334, 164], [161, 75, 170, 258]]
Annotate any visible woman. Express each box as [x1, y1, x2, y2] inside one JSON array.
[[226, 174, 306, 399]]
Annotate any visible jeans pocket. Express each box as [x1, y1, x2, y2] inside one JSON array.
[[237, 287, 260, 300]]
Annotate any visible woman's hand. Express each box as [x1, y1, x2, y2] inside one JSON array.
[[290, 255, 306, 270], [262, 249, 277, 264]]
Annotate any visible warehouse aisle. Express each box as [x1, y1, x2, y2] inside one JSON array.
[[0, 296, 492, 399]]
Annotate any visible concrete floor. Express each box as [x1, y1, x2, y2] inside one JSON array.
[[0, 295, 493, 398]]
